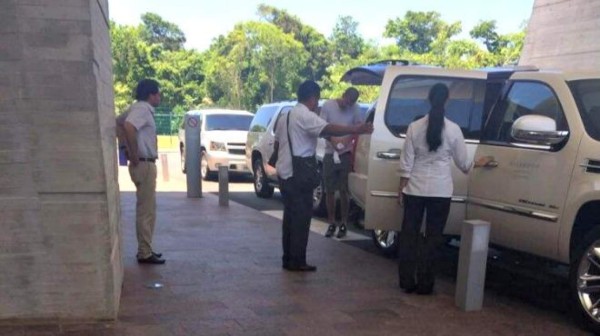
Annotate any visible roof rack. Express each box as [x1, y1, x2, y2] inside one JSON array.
[[366, 59, 417, 66]]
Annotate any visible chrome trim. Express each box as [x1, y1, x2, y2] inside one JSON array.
[[469, 199, 558, 222], [509, 142, 551, 151], [376, 151, 401, 160], [371, 191, 398, 198], [370, 192, 467, 203], [398, 133, 479, 144]]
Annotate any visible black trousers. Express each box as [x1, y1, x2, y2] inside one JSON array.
[[279, 177, 314, 267], [398, 194, 451, 290]]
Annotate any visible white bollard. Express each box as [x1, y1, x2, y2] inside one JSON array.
[[218, 165, 229, 207], [455, 219, 491, 311]]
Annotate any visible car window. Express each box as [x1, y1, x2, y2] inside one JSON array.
[[384, 76, 486, 140], [570, 79, 600, 141], [249, 106, 279, 132], [205, 114, 253, 131], [482, 81, 568, 147]]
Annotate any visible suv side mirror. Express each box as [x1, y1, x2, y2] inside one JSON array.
[[510, 115, 569, 145]]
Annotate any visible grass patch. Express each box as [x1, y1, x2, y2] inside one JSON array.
[[158, 135, 179, 150]]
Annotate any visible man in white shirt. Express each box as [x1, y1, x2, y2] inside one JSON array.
[[119, 79, 165, 265], [273, 80, 373, 272], [320, 88, 363, 239]]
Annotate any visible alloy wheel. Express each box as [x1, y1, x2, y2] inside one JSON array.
[[577, 241, 600, 323]]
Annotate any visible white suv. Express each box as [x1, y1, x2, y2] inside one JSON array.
[[344, 62, 600, 332], [179, 109, 253, 180], [245, 101, 370, 215]]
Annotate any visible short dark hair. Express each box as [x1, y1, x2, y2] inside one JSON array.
[[343, 87, 359, 102], [296, 80, 321, 103], [135, 79, 160, 101]]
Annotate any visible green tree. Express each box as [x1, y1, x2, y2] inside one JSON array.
[[110, 22, 157, 113], [140, 12, 186, 51], [330, 15, 365, 61], [202, 21, 308, 110], [258, 4, 332, 81], [384, 11, 460, 54], [470, 20, 501, 53]]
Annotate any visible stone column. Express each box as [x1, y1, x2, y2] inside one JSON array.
[[0, 0, 123, 321], [520, 0, 600, 71]]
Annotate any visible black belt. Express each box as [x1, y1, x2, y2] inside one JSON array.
[[139, 158, 156, 163]]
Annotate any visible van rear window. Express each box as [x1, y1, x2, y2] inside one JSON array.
[[384, 76, 486, 140]]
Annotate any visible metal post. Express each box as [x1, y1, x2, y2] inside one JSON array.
[[160, 153, 169, 182], [455, 219, 491, 311], [218, 165, 229, 207], [185, 114, 202, 198]]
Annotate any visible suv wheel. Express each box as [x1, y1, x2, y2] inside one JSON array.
[[180, 145, 186, 174], [372, 229, 397, 257], [200, 151, 213, 181], [570, 226, 600, 334], [312, 174, 327, 216], [253, 158, 274, 198]]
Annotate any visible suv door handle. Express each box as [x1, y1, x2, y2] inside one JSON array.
[[485, 160, 499, 168], [376, 151, 401, 160]]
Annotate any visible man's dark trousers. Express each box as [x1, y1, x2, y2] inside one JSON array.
[[279, 177, 313, 268]]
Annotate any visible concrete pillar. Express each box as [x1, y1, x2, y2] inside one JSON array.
[[520, 0, 600, 71], [0, 0, 123, 321]]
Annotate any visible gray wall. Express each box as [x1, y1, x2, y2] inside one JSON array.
[[520, 0, 600, 71], [0, 0, 123, 320]]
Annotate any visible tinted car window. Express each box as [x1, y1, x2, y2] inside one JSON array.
[[384, 76, 486, 140], [483, 81, 568, 145], [205, 114, 253, 131], [249, 106, 279, 132], [272, 105, 293, 134], [570, 79, 600, 141]]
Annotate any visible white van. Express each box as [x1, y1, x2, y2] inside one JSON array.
[[179, 109, 253, 180], [344, 61, 600, 332]]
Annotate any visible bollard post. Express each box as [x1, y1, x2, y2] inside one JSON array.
[[455, 219, 490, 311], [160, 153, 169, 182], [185, 114, 202, 198], [218, 165, 229, 207]]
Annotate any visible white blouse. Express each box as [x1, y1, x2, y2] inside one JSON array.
[[399, 116, 472, 198]]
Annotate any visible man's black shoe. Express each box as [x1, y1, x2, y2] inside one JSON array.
[[286, 264, 317, 272], [152, 251, 162, 258], [137, 255, 166, 264], [325, 224, 336, 238], [336, 224, 347, 238]]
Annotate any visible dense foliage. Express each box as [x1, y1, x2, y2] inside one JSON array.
[[111, 6, 525, 117]]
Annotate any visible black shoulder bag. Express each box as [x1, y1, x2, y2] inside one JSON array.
[[286, 110, 320, 192]]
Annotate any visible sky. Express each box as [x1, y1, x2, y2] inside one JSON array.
[[108, 0, 534, 52]]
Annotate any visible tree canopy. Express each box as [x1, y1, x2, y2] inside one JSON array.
[[110, 9, 526, 120]]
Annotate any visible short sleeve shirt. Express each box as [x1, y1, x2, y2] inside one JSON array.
[[319, 99, 362, 154], [125, 101, 158, 159], [274, 103, 328, 179]]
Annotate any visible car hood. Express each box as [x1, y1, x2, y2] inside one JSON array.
[[204, 130, 248, 144]]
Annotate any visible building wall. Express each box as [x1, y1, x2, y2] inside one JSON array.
[[0, 0, 122, 321], [520, 0, 600, 71]]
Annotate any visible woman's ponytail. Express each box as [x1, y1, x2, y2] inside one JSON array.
[[426, 83, 449, 152]]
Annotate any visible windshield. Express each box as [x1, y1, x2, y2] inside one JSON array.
[[570, 79, 600, 141], [205, 114, 253, 131]]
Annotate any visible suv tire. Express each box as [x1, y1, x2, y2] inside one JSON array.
[[180, 145, 186, 174], [311, 174, 327, 216], [253, 158, 274, 198], [372, 229, 398, 257], [200, 151, 214, 181], [570, 226, 600, 334]]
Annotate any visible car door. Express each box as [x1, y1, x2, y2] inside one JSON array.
[[467, 73, 577, 260], [365, 67, 487, 231]]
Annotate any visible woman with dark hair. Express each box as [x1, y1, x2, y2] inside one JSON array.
[[396, 83, 490, 294]]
